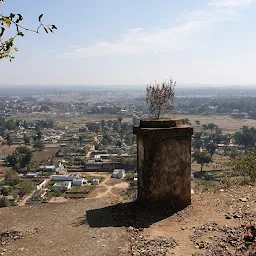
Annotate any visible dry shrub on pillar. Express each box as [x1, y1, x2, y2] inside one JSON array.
[[146, 79, 176, 119], [133, 77, 193, 211]]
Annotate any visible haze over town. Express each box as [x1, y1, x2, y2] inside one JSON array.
[[1, 0, 256, 86], [1, 1, 256, 256]]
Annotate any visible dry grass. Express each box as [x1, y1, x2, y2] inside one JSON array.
[[104, 178, 123, 186], [0, 145, 18, 157], [174, 114, 256, 133], [32, 146, 60, 163], [0, 164, 11, 179]]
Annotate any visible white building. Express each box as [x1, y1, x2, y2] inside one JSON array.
[[52, 174, 80, 182], [92, 179, 100, 185], [52, 181, 71, 191], [25, 173, 39, 179], [36, 180, 47, 190], [112, 169, 125, 179], [72, 178, 88, 186]]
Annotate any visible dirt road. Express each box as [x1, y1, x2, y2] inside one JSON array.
[[88, 175, 129, 202], [85, 136, 98, 158], [18, 189, 37, 207]]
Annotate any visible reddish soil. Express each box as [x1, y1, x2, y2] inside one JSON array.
[[0, 178, 255, 255]]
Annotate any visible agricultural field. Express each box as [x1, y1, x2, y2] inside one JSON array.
[[174, 114, 256, 133], [32, 145, 60, 163]]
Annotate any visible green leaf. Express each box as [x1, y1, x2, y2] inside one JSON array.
[[39, 14, 43, 22]]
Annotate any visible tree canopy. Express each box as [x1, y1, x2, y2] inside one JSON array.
[[192, 151, 212, 172], [4, 170, 20, 186], [234, 126, 256, 149], [6, 146, 32, 169]]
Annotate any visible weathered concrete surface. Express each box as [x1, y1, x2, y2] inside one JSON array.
[[133, 119, 193, 210]]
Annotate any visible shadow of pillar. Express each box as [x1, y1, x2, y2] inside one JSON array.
[[85, 201, 187, 228]]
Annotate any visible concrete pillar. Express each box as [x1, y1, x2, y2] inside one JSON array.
[[133, 119, 193, 210]]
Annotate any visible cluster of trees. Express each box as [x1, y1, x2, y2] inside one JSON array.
[[175, 96, 256, 119], [191, 123, 256, 180], [4, 170, 20, 186], [194, 125, 256, 151], [87, 117, 135, 148], [6, 146, 32, 170], [193, 124, 231, 156], [234, 126, 256, 149], [0, 118, 53, 148], [193, 123, 256, 153], [0, 118, 19, 135], [192, 151, 212, 172], [0, 170, 34, 207], [33, 119, 55, 130]]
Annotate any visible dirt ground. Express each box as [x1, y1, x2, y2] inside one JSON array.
[[143, 184, 256, 255], [32, 146, 60, 163], [88, 175, 129, 204], [1, 173, 256, 256], [0, 145, 18, 157], [0, 199, 129, 256]]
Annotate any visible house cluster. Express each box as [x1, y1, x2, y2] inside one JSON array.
[[0, 93, 142, 118], [191, 133, 244, 156], [85, 150, 136, 172], [51, 173, 100, 192]]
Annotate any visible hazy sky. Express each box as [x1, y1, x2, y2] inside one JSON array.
[[1, 0, 256, 86]]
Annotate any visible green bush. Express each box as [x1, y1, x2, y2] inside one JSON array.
[[232, 151, 256, 182], [0, 197, 10, 208], [1, 186, 12, 196], [19, 180, 34, 197], [4, 170, 20, 186]]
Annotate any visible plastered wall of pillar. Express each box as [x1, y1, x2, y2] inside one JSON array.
[[133, 119, 193, 210]]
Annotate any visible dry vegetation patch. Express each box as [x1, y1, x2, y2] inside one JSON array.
[[175, 115, 256, 133], [32, 146, 60, 163]]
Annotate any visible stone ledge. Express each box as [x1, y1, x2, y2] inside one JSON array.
[[140, 118, 184, 128], [133, 126, 193, 137]]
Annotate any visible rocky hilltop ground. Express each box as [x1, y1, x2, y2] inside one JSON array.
[[0, 177, 256, 256]]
